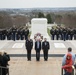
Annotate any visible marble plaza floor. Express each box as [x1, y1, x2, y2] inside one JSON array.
[[9, 57, 62, 75], [0, 40, 76, 75], [0, 40, 76, 55]]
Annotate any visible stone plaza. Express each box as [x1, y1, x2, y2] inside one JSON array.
[[0, 40, 76, 75]]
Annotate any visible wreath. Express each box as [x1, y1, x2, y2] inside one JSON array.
[[34, 33, 43, 41]]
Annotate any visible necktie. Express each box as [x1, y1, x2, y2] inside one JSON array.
[[37, 42, 39, 48], [45, 42, 46, 45]]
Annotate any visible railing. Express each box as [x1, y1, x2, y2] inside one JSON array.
[[0, 66, 9, 75], [61, 68, 75, 75]]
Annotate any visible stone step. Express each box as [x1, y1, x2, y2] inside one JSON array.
[[9, 54, 65, 57]]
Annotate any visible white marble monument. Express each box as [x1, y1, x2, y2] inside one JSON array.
[[30, 18, 50, 41]]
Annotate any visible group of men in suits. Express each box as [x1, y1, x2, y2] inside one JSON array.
[[25, 37, 50, 61]]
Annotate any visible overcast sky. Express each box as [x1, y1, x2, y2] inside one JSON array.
[[0, 0, 76, 8]]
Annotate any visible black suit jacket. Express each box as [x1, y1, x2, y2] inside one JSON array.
[[25, 39, 33, 50], [35, 41, 41, 51], [42, 41, 50, 50]]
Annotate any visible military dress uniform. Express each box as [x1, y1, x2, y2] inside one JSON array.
[[25, 39, 33, 61], [70, 29, 74, 40], [55, 29, 59, 40], [11, 28, 17, 41], [24, 29, 29, 40], [62, 29, 67, 41], [50, 29, 55, 40]]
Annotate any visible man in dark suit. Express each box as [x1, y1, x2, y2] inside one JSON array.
[[25, 37, 33, 61], [42, 38, 50, 61], [35, 39, 41, 61]]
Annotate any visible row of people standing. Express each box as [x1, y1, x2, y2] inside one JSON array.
[[50, 27, 76, 41], [0, 52, 10, 75], [0, 26, 29, 41], [25, 37, 50, 61]]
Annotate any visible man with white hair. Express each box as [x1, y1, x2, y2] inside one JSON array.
[[35, 38, 41, 61], [42, 38, 50, 61]]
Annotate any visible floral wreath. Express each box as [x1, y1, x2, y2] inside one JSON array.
[[34, 33, 43, 41]]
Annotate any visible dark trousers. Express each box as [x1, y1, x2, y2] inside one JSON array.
[[70, 35, 73, 40], [52, 35, 55, 40], [0, 35, 2, 40], [16, 34, 19, 40], [66, 34, 69, 40], [7, 36, 11, 40], [25, 35, 28, 40], [21, 35, 23, 40], [12, 33, 15, 41], [36, 51, 40, 61], [63, 34, 66, 41], [43, 50, 48, 60], [64, 71, 71, 75], [56, 35, 59, 40], [60, 34, 63, 40], [27, 50, 31, 60], [2, 68, 6, 75]]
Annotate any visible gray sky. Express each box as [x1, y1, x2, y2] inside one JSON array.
[[0, 0, 76, 8]]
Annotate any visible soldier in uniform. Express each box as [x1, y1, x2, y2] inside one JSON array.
[[17, 29, 21, 40], [59, 27, 63, 40], [6, 30, 11, 40], [66, 28, 71, 40], [42, 38, 50, 61], [2, 29, 6, 40], [35, 39, 41, 61], [73, 28, 76, 40], [70, 29, 74, 40], [55, 28, 59, 40], [0, 30, 2, 40], [62, 28, 67, 41], [25, 37, 33, 61], [24, 28, 29, 40], [20, 30, 24, 40], [11, 26, 17, 41], [50, 27, 55, 40]]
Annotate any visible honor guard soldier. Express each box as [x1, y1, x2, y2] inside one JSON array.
[[62, 28, 67, 41], [24, 28, 29, 40], [11, 26, 17, 41], [66, 28, 71, 40], [70, 29, 74, 40], [16, 29, 20, 40], [42, 38, 50, 61], [50, 27, 55, 40], [59, 27, 63, 40], [25, 36, 33, 61], [7, 30, 11, 40], [55, 28, 59, 40], [20, 30, 24, 40], [73, 28, 76, 40], [0, 30, 2, 40]]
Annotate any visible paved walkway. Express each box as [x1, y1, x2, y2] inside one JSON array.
[[9, 57, 62, 75], [0, 40, 76, 75], [0, 40, 76, 55]]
